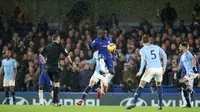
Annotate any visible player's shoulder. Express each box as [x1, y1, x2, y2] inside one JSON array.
[[2, 59, 6, 63]]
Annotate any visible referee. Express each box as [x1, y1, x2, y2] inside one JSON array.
[[39, 34, 72, 106]]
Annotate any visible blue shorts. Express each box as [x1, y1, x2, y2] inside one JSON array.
[[38, 71, 52, 87], [104, 58, 114, 69]]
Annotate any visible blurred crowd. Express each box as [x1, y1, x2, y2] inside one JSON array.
[[0, 3, 200, 93]]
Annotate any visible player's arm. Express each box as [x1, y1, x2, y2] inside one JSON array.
[[0, 61, 4, 74], [189, 52, 198, 73], [138, 50, 145, 73], [60, 45, 72, 64], [13, 60, 17, 80], [89, 39, 97, 49], [159, 47, 167, 71], [39, 46, 47, 65]]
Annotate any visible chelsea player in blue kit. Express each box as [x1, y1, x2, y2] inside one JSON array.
[[38, 56, 54, 105], [173, 42, 199, 108], [90, 29, 118, 92], [126, 35, 167, 110], [1, 50, 17, 105]]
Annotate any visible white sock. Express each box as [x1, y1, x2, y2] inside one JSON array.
[[39, 90, 44, 105], [105, 73, 114, 86], [49, 90, 54, 98], [100, 81, 104, 93], [181, 90, 186, 105]]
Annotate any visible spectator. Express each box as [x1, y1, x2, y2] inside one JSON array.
[[160, 2, 177, 27]]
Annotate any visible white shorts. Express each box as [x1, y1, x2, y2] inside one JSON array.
[[141, 68, 163, 83], [184, 73, 198, 86], [90, 71, 106, 83], [3, 80, 15, 87]]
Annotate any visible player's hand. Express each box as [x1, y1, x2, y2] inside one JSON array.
[[198, 74, 200, 79], [193, 67, 198, 73], [82, 60, 88, 65], [136, 72, 142, 77], [173, 73, 177, 80], [12, 75, 16, 81], [162, 67, 166, 73], [67, 55, 72, 64]]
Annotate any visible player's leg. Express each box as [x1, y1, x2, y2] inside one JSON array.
[[154, 68, 163, 110], [156, 81, 162, 110], [38, 85, 44, 105], [77, 73, 98, 105], [9, 86, 16, 105], [181, 88, 187, 107], [104, 59, 114, 91], [38, 74, 45, 105], [126, 69, 153, 109], [179, 76, 192, 107], [45, 73, 54, 98], [3, 80, 9, 105], [4, 87, 9, 105]]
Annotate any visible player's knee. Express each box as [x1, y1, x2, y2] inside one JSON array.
[[54, 82, 60, 87], [4, 87, 8, 92], [39, 85, 44, 90], [89, 81, 96, 87], [139, 81, 146, 88], [156, 82, 162, 86], [109, 69, 115, 75]]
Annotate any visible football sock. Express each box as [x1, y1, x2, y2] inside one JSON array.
[[11, 92, 16, 104], [190, 92, 194, 101], [183, 90, 191, 106], [179, 82, 192, 93], [81, 86, 92, 100], [181, 90, 186, 104], [39, 90, 44, 104], [53, 87, 60, 103], [132, 87, 143, 104], [157, 86, 163, 107], [5, 91, 9, 104]]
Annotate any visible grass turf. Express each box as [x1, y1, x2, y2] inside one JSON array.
[[0, 105, 199, 112]]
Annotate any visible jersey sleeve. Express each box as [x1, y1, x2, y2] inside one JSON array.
[[60, 44, 68, 56], [1, 60, 4, 68], [13, 59, 17, 68], [90, 39, 97, 49], [139, 49, 145, 73], [187, 51, 194, 59], [159, 47, 167, 69], [87, 52, 97, 64]]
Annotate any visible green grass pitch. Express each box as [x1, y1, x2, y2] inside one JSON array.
[[0, 105, 199, 112]]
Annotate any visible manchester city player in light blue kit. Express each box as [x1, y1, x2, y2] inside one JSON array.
[[126, 35, 167, 110], [173, 42, 199, 108], [76, 50, 108, 105], [1, 50, 17, 105]]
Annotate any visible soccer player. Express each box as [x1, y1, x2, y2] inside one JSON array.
[[1, 50, 17, 105], [38, 56, 54, 105], [126, 35, 167, 110], [39, 34, 72, 106], [174, 49, 200, 107], [76, 50, 107, 105], [173, 42, 199, 108], [90, 29, 118, 92]]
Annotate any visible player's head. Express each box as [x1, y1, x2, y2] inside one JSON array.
[[142, 35, 150, 45], [5, 50, 11, 59], [52, 34, 60, 43], [179, 42, 189, 52], [100, 29, 107, 39]]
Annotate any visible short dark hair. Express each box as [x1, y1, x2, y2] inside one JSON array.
[[52, 34, 60, 41], [180, 42, 189, 48], [142, 35, 149, 43]]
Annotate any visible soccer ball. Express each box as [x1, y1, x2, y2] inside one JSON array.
[[107, 43, 116, 52]]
